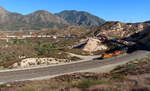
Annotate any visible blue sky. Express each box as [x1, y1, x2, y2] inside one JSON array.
[[0, 0, 149, 22]]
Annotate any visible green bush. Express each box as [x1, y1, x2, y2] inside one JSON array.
[[126, 64, 138, 71], [13, 39, 21, 45], [0, 84, 7, 88], [111, 74, 126, 80], [35, 44, 56, 56], [72, 79, 102, 90]]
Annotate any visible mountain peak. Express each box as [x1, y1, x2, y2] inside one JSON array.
[[31, 10, 52, 15], [56, 10, 105, 26]]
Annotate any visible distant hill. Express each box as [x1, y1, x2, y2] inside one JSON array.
[[56, 10, 105, 26], [0, 7, 105, 31]]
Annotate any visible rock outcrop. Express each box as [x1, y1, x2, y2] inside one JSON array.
[[12, 58, 71, 68], [82, 38, 108, 52], [95, 21, 145, 38]]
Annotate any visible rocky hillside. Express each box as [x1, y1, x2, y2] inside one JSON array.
[[128, 25, 150, 50], [75, 21, 150, 52], [0, 6, 105, 31], [94, 21, 149, 39], [88, 21, 150, 52], [56, 10, 105, 26]]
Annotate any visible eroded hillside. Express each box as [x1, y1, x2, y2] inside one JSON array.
[[94, 21, 150, 39]]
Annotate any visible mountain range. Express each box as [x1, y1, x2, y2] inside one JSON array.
[[56, 10, 105, 26], [0, 6, 105, 31]]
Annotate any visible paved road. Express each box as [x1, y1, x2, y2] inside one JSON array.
[[0, 50, 149, 83]]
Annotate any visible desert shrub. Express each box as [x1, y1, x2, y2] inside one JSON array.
[[18, 88, 35, 91], [126, 64, 138, 71], [39, 86, 58, 91], [111, 74, 126, 80], [0, 84, 7, 88], [72, 79, 102, 90], [35, 44, 56, 56], [70, 56, 81, 61], [5, 57, 11, 62], [13, 39, 22, 45], [63, 48, 90, 55]]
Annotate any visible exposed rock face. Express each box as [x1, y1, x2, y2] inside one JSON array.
[[82, 38, 108, 52], [12, 58, 70, 68], [95, 21, 145, 38]]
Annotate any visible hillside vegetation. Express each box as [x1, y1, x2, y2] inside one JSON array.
[[0, 37, 89, 68]]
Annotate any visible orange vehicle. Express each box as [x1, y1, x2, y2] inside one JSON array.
[[101, 53, 113, 59], [101, 51, 122, 59]]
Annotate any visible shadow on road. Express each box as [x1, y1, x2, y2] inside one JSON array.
[[93, 57, 103, 60]]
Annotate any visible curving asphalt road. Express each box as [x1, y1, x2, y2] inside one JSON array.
[[0, 50, 149, 83]]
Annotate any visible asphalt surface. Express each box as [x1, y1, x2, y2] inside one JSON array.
[[0, 50, 149, 83]]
